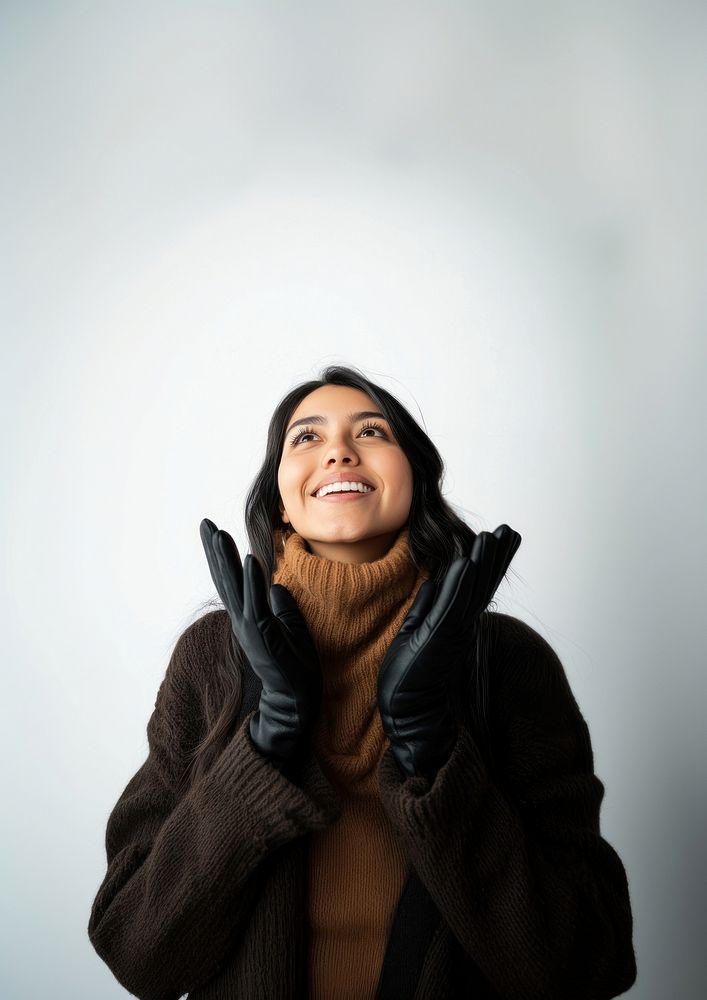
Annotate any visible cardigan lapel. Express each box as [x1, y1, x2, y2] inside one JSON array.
[[374, 867, 444, 999]]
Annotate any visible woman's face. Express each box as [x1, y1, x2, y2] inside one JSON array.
[[277, 384, 414, 563]]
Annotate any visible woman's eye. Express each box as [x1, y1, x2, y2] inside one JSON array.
[[290, 423, 388, 447]]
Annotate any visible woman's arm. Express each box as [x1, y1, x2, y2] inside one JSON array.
[[87, 613, 340, 1000], [377, 617, 637, 999]]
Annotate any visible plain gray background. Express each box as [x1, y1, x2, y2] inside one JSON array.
[[2, 2, 705, 997]]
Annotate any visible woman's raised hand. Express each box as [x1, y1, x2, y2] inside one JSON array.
[[377, 523, 522, 781], [200, 518, 322, 774]]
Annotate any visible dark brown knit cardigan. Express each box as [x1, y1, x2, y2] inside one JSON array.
[[87, 608, 637, 999]]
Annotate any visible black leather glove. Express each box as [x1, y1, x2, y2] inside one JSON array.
[[378, 524, 522, 782], [200, 519, 322, 777]]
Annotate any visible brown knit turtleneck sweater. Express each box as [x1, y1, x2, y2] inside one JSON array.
[[272, 525, 430, 1000]]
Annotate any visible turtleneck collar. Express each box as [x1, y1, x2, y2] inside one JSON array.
[[271, 525, 429, 665], [271, 524, 430, 774]]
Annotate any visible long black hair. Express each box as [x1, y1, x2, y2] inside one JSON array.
[[178, 363, 512, 792]]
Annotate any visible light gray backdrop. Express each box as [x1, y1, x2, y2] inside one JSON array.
[[2, 2, 705, 997]]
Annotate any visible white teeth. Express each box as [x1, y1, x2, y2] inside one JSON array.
[[315, 481, 374, 498]]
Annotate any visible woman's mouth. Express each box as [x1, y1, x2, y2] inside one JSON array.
[[314, 490, 376, 502]]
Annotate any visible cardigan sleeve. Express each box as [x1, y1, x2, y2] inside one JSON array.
[[377, 617, 637, 1000], [87, 613, 340, 1000]]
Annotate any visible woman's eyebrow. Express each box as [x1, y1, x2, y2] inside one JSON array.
[[285, 410, 387, 436]]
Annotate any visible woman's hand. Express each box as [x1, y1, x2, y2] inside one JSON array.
[[377, 524, 522, 782], [200, 518, 323, 773]]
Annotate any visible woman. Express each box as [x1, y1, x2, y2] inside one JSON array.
[[87, 364, 637, 999]]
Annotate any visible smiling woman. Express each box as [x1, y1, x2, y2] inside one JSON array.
[[87, 363, 637, 1000], [277, 382, 415, 563]]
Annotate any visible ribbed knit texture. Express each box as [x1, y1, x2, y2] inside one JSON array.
[[272, 525, 430, 1000]]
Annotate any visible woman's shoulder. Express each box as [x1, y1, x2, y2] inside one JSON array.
[[485, 610, 558, 658], [179, 607, 231, 652], [483, 611, 571, 703], [169, 608, 232, 686]]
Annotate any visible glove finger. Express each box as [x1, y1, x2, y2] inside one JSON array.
[[393, 578, 438, 640], [269, 584, 322, 674], [269, 583, 302, 622], [503, 525, 523, 563], [486, 524, 522, 595], [467, 527, 519, 613], [245, 554, 299, 665], [424, 556, 476, 638], [213, 529, 245, 619], [470, 529, 504, 599], [242, 552, 270, 625], [200, 518, 231, 609]]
